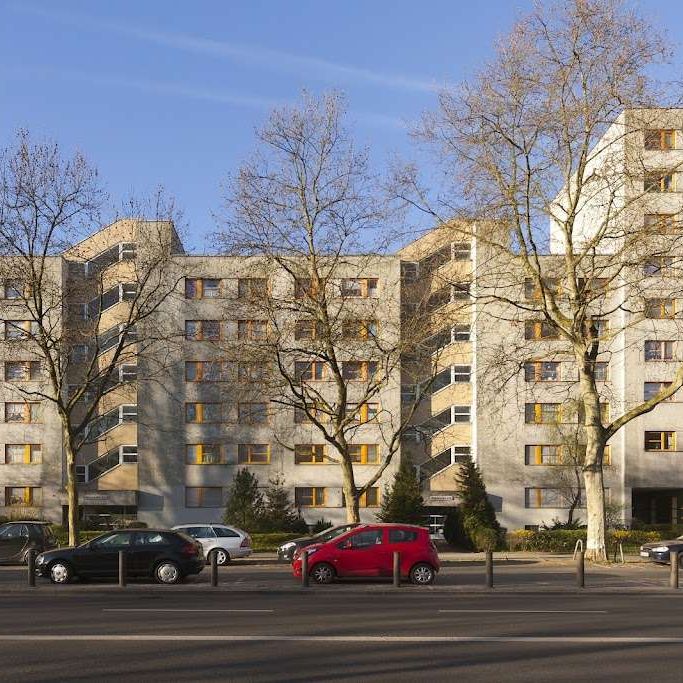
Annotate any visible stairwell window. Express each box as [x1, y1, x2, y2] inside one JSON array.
[[186, 444, 225, 465], [453, 325, 471, 342], [238, 444, 270, 465], [645, 171, 676, 193], [185, 487, 224, 507], [185, 278, 221, 299], [645, 129, 676, 150], [453, 406, 471, 423], [295, 487, 326, 507], [5, 486, 42, 507], [4, 444, 42, 464], [453, 242, 471, 261], [295, 444, 328, 464], [4, 402, 40, 423], [453, 365, 471, 383], [349, 444, 379, 464], [645, 340, 675, 361], [644, 431, 676, 451]]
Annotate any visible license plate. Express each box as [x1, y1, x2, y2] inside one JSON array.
[[640, 551, 649, 557]]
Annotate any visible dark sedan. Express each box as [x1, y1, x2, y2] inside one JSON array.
[[640, 537, 683, 565], [36, 529, 204, 584], [277, 523, 360, 562], [0, 521, 57, 564]]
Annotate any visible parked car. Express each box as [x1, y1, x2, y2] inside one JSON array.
[[172, 524, 252, 565], [277, 523, 360, 562], [35, 529, 204, 584], [0, 521, 58, 565], [640, 536, 683, 565], [292, 523, 440, 585]]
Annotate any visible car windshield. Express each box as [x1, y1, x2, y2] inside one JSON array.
[[317, 525, 355, 542]]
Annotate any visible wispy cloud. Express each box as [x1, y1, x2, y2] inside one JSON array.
[[9, 3, 440, 94]]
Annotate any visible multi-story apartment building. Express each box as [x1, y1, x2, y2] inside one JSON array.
[[2, 109, 683, 532]]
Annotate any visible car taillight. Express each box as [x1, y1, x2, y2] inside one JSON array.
[[241, 536, 251, 548], [181, 542, 200, 557]]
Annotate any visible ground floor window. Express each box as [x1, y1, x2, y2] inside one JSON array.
[[185, 487, 224, 508], [5, 486, 42, 506], [295, 487, 326, 507]]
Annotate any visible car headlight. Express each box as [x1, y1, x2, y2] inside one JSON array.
[[652, 546, 670, 553], [281, 542, 296, 551]]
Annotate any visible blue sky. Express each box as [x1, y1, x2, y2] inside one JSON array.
[[0, 0, 679, 251]]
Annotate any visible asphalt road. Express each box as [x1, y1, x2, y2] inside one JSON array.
[[2, 589, 683, 681]]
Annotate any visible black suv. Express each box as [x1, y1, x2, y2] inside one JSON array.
[[35, 529, 204, 584], [0, 521, 58, 564]]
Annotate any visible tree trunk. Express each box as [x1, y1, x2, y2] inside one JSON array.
[[583, 460, 606, 561], [62, 423, 80, 547], [340, 455, 360, 523]]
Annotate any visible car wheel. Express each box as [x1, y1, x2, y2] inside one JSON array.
[[155, 560, 182, 584], [410, 563, 436, 586], [48, 561, 73, 585], [209, 549, 230, 566], [310, 562, 335, 585]]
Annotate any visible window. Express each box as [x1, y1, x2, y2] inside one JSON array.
[[585, 318, 609, 339], [294, 405, 331, 424], [525, 488, 578, 509], [643, 257, 674, 277], [341, 361, 378, 381], [185, 487, 224, 507], [358, 487, 380, 508], [401, 385, 417, 404], [645, 298, 676, 319], [645, 129, 676, 150], [576, 402, 610, 424], [525, 321, 559, 340], [340, 278, 378, 298], [644, 382, 673, 402], [524, 361, 560, 382], [453, 325, 470, 342], [453, 242, 471, 260], [237, 444, 270, 464], [71, 344, 90, 363], [4, 444, 42, 464], [295, 487, 326, 507], [134, 532, 167, 546], [453, 365, 471, 383], [592, 362, 609, 382], [186, 444, 225, 465], [345, 528, 382, 547], [294, 278, 319, 299], [644, 213, 678, 233], [5, 486, 42, 506], [213, 526, 240, 538], [401, 262, 418, 281], [453, 406, 471, 422], [389, 529, 418, 543], [238, 402, 268, 424], [524, 278, 559, 301], [644, 431, 676, 451], [644, 171, 676, 192], [452, 283, 471, 301], [237, 362, 269, 383], [238, 278, 268, 299], [342, 319, 378, 340], [4, 320, 37, 340], [185, 320, 221, 341], [295, 319, 322, 340], [525, 403, 561, 424], [2, 280, 25, 299], [185, 278, 221, 299], [525, 445, 562, 465], [645, 340, 675, 361], [349, 444, 379, 464], [237, 320, 267, 340], [295, 360, 328, 382], [4, 361, 40, 381], [4, 403, 40, 424], [345, 402, 379, 423], [185, 403, 223, 423], [185, 361, 230, 382], [420, 244, 451, 272], [295, 444, 328, 464]]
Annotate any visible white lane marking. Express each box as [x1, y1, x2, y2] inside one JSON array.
[[102, 609, 274, 613], [438, 609, 607, 614], [0, 635, 678, 643]]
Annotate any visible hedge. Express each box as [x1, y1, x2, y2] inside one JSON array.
[[250, 532, 303, 552], [507, 529, 664, 552]]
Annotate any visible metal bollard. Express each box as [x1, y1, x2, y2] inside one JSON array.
[[118, 550, 127, 588], [485, 550, 493, 589], [576, 550, 585, 588], [393, 551, 400, 588], [670, 551, 679, 589], [211, 551, 219, 587], [301, 550, 309, 588], [27, 550, 36, 587]]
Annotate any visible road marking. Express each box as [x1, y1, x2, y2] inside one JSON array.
[[102, 609, 274, 614], [438, 609, 608, 614], [0, 635, 679, 643]]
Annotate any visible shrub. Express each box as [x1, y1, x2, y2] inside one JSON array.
[[125, 521, 148, 529], [443, 507, 472, 550], [224, 468, 265, 532], [250, 532, 303, 552], [377, 461, 427, 524], [507, 528, 664, 552], [470, 526, 499, 552], [260, 474, 308, 533], [311, 518, 332, 534]]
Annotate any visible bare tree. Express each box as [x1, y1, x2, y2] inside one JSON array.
[[396, 0, 683, 559], [0, 131, 186, 544], [216, 93, 435, 523]]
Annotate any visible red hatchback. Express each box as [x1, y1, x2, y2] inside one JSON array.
[[292, 523, 439, 585]]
